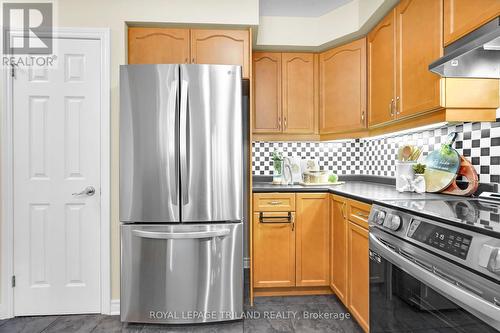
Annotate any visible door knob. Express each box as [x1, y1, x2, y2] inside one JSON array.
[[72, 186, 96, 196]]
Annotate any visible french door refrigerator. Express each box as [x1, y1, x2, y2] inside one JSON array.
[[120, 64, 244, 324]]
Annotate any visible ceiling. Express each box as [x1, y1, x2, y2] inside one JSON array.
[[259, 0, 353, 17]]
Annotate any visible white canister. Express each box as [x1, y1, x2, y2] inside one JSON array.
[[396, 161, 416, 192]]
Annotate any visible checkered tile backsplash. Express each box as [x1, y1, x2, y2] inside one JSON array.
[[252, 112, 500, 184]]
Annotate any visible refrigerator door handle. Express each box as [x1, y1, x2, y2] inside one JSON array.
[[168, 80, 179, 205], [132, 229, 230, 239], [180, 79, 189, 205]]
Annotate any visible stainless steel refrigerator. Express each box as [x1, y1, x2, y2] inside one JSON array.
[[120, 64, 244, 324]]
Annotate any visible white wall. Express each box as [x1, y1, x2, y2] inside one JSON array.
[[255, 0, 398, 50], [0, 0, 258, 303]]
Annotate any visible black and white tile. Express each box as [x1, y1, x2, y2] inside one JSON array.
[[253, 112, 500, 185]]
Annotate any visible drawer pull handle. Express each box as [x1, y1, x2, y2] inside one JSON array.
[[259, 212, 292, 223], [355, 212, 369, 218], [268, 201, 283, 205]]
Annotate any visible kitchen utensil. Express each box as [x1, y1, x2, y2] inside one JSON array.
[[399, 145, 413, 161], [409, 147, 422, 161], [441, 156, 479, 196], [424, 132, 460, 192]]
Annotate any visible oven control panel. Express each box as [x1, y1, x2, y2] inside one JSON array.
[[407, 219, 472, 260]]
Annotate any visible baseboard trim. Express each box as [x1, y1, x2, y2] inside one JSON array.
[[0, 303, 11, 320], [110, 299, 120, 316]]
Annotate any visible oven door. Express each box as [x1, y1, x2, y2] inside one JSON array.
[[369, 228, 500, 332]]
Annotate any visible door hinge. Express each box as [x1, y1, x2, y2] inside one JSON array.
[[11, 275, 15, 288]]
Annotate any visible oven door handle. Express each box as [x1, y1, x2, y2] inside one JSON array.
[[370, 233, 500, 330]]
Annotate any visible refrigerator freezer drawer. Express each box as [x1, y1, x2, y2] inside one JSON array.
[[121, 223, 243, 324]]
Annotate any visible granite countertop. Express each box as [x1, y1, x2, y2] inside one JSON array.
[[252, 180, 444, 204]]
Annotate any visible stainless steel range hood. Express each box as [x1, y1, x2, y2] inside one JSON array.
[[429, 17, 500, 78]]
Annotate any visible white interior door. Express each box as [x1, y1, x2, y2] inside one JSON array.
[[13, 37, 102, 315]]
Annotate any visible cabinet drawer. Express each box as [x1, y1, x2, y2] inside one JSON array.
[[348, 199, 371, 229], [253, 193, 295, 212]]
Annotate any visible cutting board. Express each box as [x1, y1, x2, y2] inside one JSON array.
[[441, 156, 479, 196], [424, 132, 460, 193]]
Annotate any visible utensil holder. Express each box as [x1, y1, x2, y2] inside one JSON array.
[[396, 161, 416, 192]]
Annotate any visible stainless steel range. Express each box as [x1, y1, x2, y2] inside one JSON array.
[[369, 194, 500, 332]]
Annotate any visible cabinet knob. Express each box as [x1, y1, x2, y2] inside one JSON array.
[[361, 110, 365, 122], [284, 117, 287, 130], [396, 96, 400, 115]]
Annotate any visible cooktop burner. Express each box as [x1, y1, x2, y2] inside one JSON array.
[[382, 194, 500, 235]]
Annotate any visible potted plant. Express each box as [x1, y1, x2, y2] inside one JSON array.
[[271, 149, 283, 184]]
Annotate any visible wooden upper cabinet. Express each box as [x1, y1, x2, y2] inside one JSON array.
[[330, 195, 348, 304], [348, 221, 369, 333], [396, 0, 442, 119], [296, 194, 329, 287], [253, 53, 282, 134], [282, 53, 317, 134], [444, 0, 500, 46], [320, 38, 367, 134], [253, 211, 296, 288], [128, 27, 190, 64], [368, 11, 396, 127], [190, 29, 250, 78]]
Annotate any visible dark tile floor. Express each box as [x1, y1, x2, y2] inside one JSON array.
[[0, 295, 363, 333]]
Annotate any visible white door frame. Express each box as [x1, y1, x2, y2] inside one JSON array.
[[1, 27, 111, 318]]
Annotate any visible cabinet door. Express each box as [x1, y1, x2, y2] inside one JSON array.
[[444, 0, 500, 46], [253, 53, 282, 134], [320, 38, 367, 134], [330, 195, 348, 304], [253, 212, 295, 288], [368, 10, 396, 127], [282, 53, 317, 134], [348, 222, 369, 333], [128, 27, 190, 64], [190, 29, 250, 78], [396, 0, 442, 119], [296, 194, 329, 287]]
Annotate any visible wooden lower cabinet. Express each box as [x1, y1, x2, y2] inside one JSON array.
[[330, 195, 348, 304], [347, 220, 369, 333], [253, 211, 296, 288], [296, 193, 330, 286], [252, 193, 369, 332]]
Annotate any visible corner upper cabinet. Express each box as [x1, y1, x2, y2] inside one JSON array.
[[128, 27, 190, 64], [253, 52, 282, 134], [190, 29, 250, 78], [368, 11, 396, 127], [320, 38, 367, 135], [282, 53, 317, 134], [444, 0, 500, 46], [396, 0, 442, 119]]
